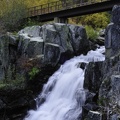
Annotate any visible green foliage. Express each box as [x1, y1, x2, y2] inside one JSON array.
[[70, 12, 110, 29], [23, 18, 42, 28], [0, 73, 25, 89], [84, 13, 110, 28], [29, 67, 40, 80], [0, 0, 110, 31], [0, 0, 27, 31], [85, 25, 98, 41]]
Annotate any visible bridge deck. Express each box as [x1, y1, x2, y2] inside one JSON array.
[[27, 0, 120, 22]]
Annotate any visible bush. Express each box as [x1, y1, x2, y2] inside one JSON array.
[[29, 67, 40, 80], [85, 25, 98, 42], [0, 0, 27, 31]]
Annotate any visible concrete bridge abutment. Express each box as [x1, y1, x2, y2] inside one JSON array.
[[54, 17, 68, 24]]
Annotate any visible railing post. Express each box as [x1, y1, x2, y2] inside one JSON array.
[[48, 3, 49, 13], [34, 7, 36, 16], [56, 1, 58, 11], [40, 5, 42, 14]]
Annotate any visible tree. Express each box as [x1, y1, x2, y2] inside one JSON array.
[[0, 0, 27, 31], [70, 12, 110, 29]]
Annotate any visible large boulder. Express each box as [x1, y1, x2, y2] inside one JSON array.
[[43, 23, 74, 64], [84, 61, 104, 93], [85, 111, 102, 120], [18, 25, 42, 37], [18, 26, 44, 58], [0, 23, 91, 81], [0, 33, 18, 81], [44, 43, 60, 65], [68, 24, 89, 55], [98, 5, 120, 118], [105, 5, 120, 58], [99, 75, 120, 112]]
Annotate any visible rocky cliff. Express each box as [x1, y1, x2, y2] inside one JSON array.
[[0, 23, 89, 83], [82, 5, 120, 120]]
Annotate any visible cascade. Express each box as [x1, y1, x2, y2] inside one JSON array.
[[24, 46, 105, 120]]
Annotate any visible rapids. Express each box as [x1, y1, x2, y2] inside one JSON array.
[[24, 46, 105, 120]]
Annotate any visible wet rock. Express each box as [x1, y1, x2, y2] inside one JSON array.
[[84, 61, 104, 93], [85, 111, 102, 120], [85, 91, 96, 103], [96, 36, 105, 46], [83, 103, 98, 112], [99, 75, 120, 110], [68, 24, 89, 55], [44, 43, 60, 65], [105, 5, 120, 58], [80, 63, 87, 70], [112, 5, 120, 25], [110, 114, 119, 120], [89, 41, 98, 50], [99, 29, 105, 38]]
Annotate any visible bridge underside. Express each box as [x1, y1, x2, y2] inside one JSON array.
[[29, 0, 120, 22]]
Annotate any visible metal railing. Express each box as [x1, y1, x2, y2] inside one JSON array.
[[27, 0, 110, 17]]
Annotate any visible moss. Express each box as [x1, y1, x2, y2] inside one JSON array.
[[28, 67, 40, 80]]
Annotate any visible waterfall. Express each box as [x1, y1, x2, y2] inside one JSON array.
[[24, 46, 105, 120]]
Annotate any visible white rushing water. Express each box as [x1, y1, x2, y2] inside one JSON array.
[[24, 46, 105, 120]]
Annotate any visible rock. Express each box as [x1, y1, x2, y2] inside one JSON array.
[[83, 103, 98, 111], [99, 75, 120, 110], [26, 39, 44, 58], [96, 36, 105, 45], [112, 5, 120, 25], [44, 43, 60, 65], [105, 5, 120, 58], [89, 41, 98, 50], [0, 99, 6, 110], [43, 23, 74, 64], [18, 25, 42, 37], [0, 34, 18, 81], [17, 23, 90, 65], [0, 88, 36, 120], [0, 23, 92, 119], [99, 29, 105, 37], [110, 114, 119, 120], [85, 91, 96, 103], [79, 62, 87, 70], [84, 61, 104, 93], [43, 23, 73, 52], [105, 23, 113, 49], [68, 24, 89, 55], [18, 35, 44, 58], [85, 111, 102, 120]]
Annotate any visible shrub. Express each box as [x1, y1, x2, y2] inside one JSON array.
[[0, 0, 27, 31], [29, 67, 40, 80], [85, 25, 98, 42]]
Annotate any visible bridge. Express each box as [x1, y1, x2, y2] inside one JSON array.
[[27, 0, 120, 23]]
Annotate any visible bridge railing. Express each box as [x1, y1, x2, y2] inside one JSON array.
[[27, 0, 110, 17]]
